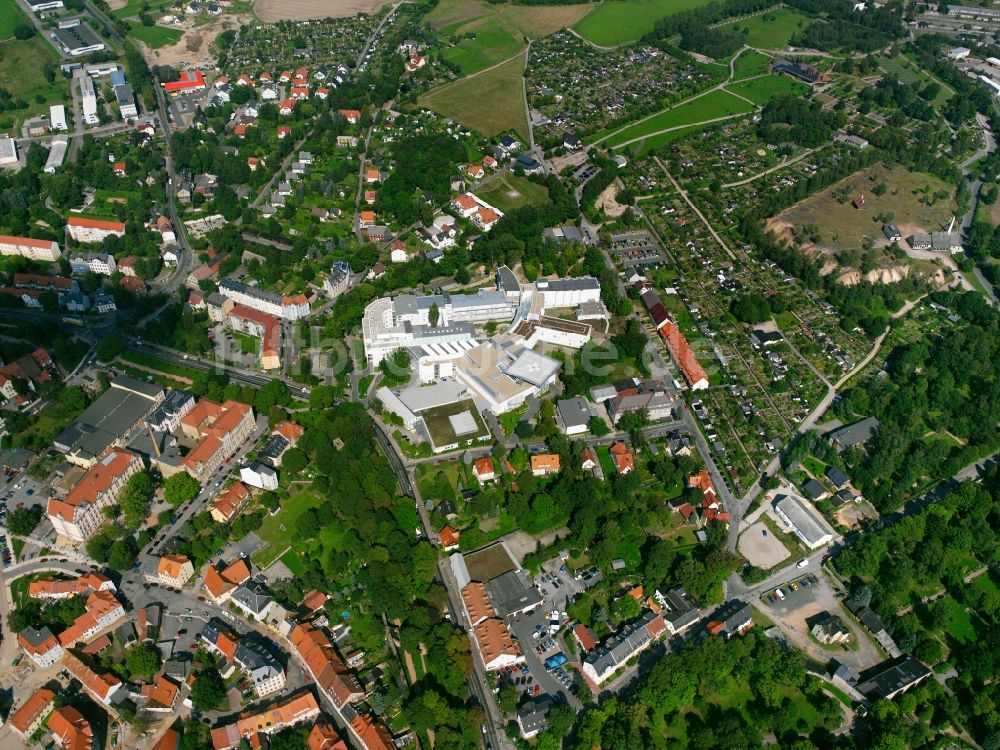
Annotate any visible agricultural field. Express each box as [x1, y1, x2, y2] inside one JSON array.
[[769, 164, 958, 264], [0, 0, 30, 40], [129, 24, 184, 49], [419, 54, 529, 140], [440, 16, 523, 75], [603, 89, 754, 148], [0, 36, 72, 132], [726, 74, 809, 106], [572, 0, 716, 47], [427, 0, 593, 39], [720, 7, 811, 49], [476, 173, 550, 213]]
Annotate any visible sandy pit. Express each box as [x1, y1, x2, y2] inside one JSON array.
[[140, 17, 248, 67], [255, 0, 396, 22]]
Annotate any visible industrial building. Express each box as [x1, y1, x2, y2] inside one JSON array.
[[44, 139, 68, 174], [773, 490, 835, 550]]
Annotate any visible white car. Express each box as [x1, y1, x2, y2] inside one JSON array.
[[796, 558, 809, 569]]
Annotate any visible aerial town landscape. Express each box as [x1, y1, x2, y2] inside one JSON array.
[[1, 0, 1000, 748]]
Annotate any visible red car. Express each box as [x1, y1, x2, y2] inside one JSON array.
[[533, 685, 541, 696]]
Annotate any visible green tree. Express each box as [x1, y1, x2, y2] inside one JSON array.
[[119, 472, 154, 529], [96, 334, 126, 363], [281, 448, 307, 475], [587, 416, 610, 436], [126, 642, 162, 678], [6, 506, 42, 535], [164, 472, 199, 506], [428, 301, 440, 328], [190, 668, 227, 712]]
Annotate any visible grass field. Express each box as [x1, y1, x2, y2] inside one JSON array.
[[732, 49, 772, 80], [278, 548, 307, 576], [726, 74, 809, 106], [0, 0, 30, 40], [877, 53, 953, 106], [129, 24, 184, 48], [252, 486, 325, 567], [113, 0, 173, 19], [942, 596, 977, 645], [720, 7, 811, 49], [476, 173, 550, 213], [441, 16, 522, 76], [604, 89, 754, 148], [0, 36, 71, 132], [419, 54, 529, 140], [572, 0, 715, 47], [120, 350, 202, 380], [774, 164, 958, 257]]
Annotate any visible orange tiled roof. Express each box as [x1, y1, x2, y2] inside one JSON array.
[[530, 453, 560, 473], [18, 628, 60, 657], [0, 233, 58, 249], [461, 582, 494, 624], [349, 714, 395, 750], [452, 194, 478, 211], [274, 420, 304, 441], [47, 706, 93, 750], [29, 572, 112, 598], [9, 688, 55, 736], [67, 216, 125, 231], [472, 457, 494, 478], [62, 450, 139, 510], [573, 623, 597, 651], [211, 482, 251, 521], [473, 618, 520, 664], [290, 624, 362, 707], [157, 553, 191, 580], [660, 321, 707, 387], [63, 651, 121, 702], [302, 589, 329, 612], [439, 525, 460, 548], [152, 729, 181, 750], [141, 676, 179, 709], [610, 442, 634, 474], [308, 722, 347, 750], [211, 693, 320, 750]]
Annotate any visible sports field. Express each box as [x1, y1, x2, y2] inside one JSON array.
[[0, 0, 30, 40], [419, 54, 529, 141], [726, 75, 809, 106], [441, 16, 522, 76], [572, 0, 715, 47], [129, 24, 184, 49], [720, 7, 811, 49], [604, 89, 754, 148], [476, 173, 550, 213]]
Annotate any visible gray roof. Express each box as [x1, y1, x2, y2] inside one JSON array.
[[505, 348, 561, 387], [708, 599, 752, 636], [146, 389, 194, 432], [230, 581, 273, 616], [812, 611, 848, 638], [219, 278, 283, 306], [534, 276, 600, 293], [857, 657, 930, 700], [825, 465, 850, 488], [660, 587, 699, 630], [484, 570, 543, 617], [233, 634, 283, 681], [19, 625, 57, 649], [828, 417, 880, 448], [802, 478, 826, 500], [851, 605, 886, 635], [496, 265, 519, 294], [258, 434, 289, 465], [774, 493, 832, 547], [517, 698, 551, 734], [55, 374, 162, 461], [556, 397, 595, 430], [584, 611, 659, 678]]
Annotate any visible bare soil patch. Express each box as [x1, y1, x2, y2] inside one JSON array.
[[139, 17, 247, 67], [595, 183, 627, 217], [106, 0, 127, 9], [738, 521, 791, 569], [255, 0, 394, 22]]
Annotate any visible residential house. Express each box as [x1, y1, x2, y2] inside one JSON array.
[[530, 453, 560, 477]]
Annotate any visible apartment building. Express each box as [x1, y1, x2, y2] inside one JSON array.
[[47, 449, 143, 542], [203, 558, 252, 604], [218, 278, 310, 321], [234, 635, 287, 697], [29, 571, 116, 599], [149, 553, 195, 588], [210, 481, 251, 523], [210, 693, 320, 750], [0, 233, 62, 261], [227, 305, 281, 370], [47, 706, 94, 750], [17, 626, 64, 667], [67, 217, 125, 244], [146, 389, 196, 433], [180, 399, 254, 483], [57, 590, 126, 647], [8, 688, 56, 740], [69, 252, 117, 275], [290, 623, 364, 708], [63, 650, 123, 704]]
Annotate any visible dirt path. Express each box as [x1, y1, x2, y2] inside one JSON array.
[[403, 650, 418, 684]]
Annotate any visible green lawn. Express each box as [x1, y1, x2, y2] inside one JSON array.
[[942, 596, 977, 645], [128, 24, 183, 48], [120, 350, 201, 380], [726, 74, 809, 106], [632, 123, 717, 155], [441, 16, 523, 75], [475, 173, 550, 213], [732, 49, 773, 80], [603, 89, 754, 148], [419, 399, 490, 451], [252, 486, 325, 568], [720, 7, 811, 49], [572, 0, 716, 47], [278, 548, 306, 576], [0, 0, 29, 40], [0, 36, 71, 132]]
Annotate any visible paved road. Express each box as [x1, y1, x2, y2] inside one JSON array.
[[129, 341, 311, 400]]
